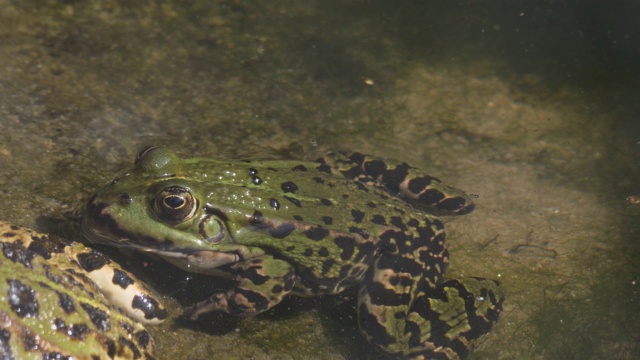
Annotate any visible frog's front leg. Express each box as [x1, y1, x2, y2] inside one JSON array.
[[358, 255, 503, 359], [188, 255, 296, 319]]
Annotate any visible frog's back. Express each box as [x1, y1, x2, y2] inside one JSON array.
[[171, 156, 439, 236]]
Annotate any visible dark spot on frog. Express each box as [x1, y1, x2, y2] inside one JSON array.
[[440, 197, 474, 214], [76, 251, 110, 272], [132, 294, 168, 321], [135, 330, 152, 349], [417, 232, 445, 260], [269, 223, 296, 239], [80, 302, 111, 331], [321, 259, 335, 275], [366, 279, 410, 307], [233, 288, 270, 313], [316, 163, 332, 174], [318, 247, 330, 257], [407, 218, 420, 228], [367, 202, 377, 208], [121, 322, 134, 334], [389, 217, 407, 231], [362, 159, 387, 177], [334, 236, 355, 261], [7, 279, 39, 318], [112, 268, 135, 289], [320, 198, 333, 206], [304, 227, 330, 241], [249, 211, 264, 227], [286, 246, 296, 252], [22, 330, 37, 351], [54, 318, 89, 340], [378, 250, 424, 277], [419, 189, 445, 205], [1, 231, 16, 238], [407, 176, 435, 194], [27, 235, 66, 260], [342, 194, 349, 199], [303, 248, 313, 257], [284, 196, 302, 208], [348, 152, 366, 165], [351, 209, 365, 224], [0, 330, 13, 358], [106, 339, 117, 357], [371, 215, 387, 225], [312, 176, 324, 184], [388, 274, 413, 288], [292, 164, 307, 172], [271, 284, 284, 294], [57, 291, 76, 314], [293, 215, 303, 221], [252, 176, 262, 185], [379, 163, 411, 193], [2, 241, 35, 268], [321, 216, 333, 225], [269, 198, 280, 210], [281, 181, 298, 193]]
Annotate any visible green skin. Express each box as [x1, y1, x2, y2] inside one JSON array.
[[82, 147, 503, 359], [0, 221, 158, 360]]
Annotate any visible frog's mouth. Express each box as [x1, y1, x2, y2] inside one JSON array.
[[80, 203, 244, 275]]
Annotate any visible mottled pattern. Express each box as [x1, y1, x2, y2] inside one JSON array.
[[0, 222, 158, 359], [82, 147, 503, 359]]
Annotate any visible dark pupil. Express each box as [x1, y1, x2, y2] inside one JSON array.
[[164, 195, 185, 209]]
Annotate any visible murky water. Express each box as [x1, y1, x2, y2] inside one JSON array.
[[1, 1, 638, 359]]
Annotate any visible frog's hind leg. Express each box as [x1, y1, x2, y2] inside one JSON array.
[[320, 152, 475, 215], [358, 258, 503, 359], [406, 277, 503, 358]]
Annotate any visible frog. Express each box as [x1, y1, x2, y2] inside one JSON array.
[[81, 147, 504, 359], [0, 221, 167, 360]]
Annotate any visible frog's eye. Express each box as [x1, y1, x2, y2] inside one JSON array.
[[154, 186, 198, 223]]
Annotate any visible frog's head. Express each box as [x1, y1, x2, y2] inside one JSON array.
[[81, 147, 262, 274]]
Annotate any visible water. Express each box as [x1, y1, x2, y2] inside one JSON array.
[[0, 1, 638, 359]]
